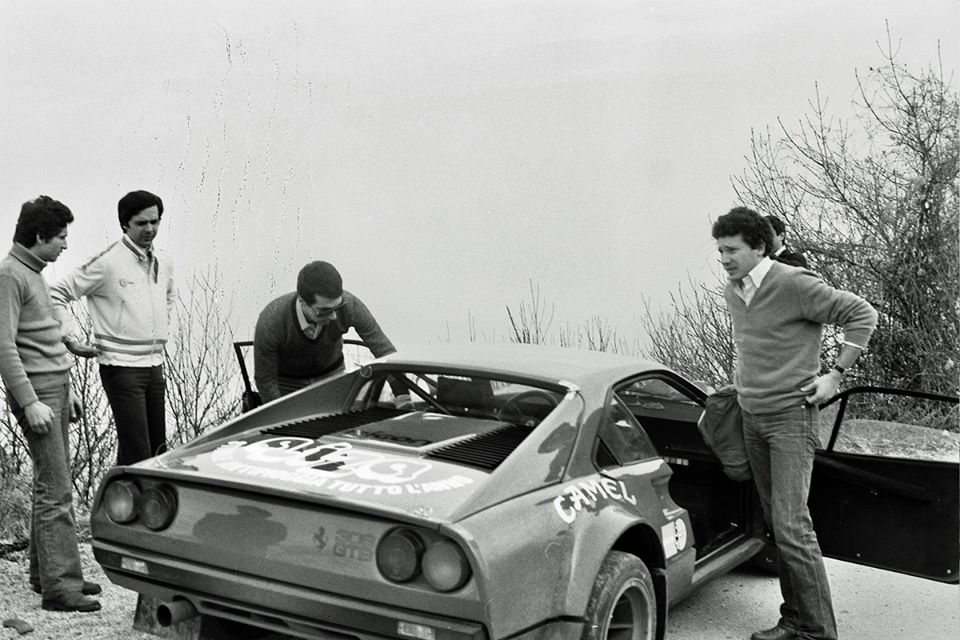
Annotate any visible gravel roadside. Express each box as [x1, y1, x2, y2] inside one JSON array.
[[0, 543, 153, 640]]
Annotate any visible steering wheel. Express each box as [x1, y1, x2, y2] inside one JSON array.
[[496, 390, 560, 424]]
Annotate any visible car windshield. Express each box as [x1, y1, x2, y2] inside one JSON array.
[[352, 369, 565, 427]]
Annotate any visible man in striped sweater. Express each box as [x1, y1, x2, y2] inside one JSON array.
[[51, 190, 175, 466], [712, 207, 877, 640], [0, 196, 101, 612]]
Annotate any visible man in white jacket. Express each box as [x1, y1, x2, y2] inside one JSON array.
[[51, 190, 175, 465]]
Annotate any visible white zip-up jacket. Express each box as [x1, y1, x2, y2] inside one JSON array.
[[51, 236, 175, 367]]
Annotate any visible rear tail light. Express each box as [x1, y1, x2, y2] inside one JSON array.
[[377, 529, 425, 582], [422, 540, 471, 591], [103, 480, 140, 524], [138, 485, 178, 531], [376, 527, 472, 592], [102, 479, 177, 531]]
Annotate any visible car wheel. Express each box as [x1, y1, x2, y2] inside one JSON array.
[[582, 551, 656, 640]]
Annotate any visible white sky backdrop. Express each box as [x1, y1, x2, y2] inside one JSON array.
[[2, 0, 957, 349]]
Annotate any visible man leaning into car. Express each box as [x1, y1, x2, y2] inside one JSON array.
[[712, 207, 877, 640], [253, 260, 398, 403]]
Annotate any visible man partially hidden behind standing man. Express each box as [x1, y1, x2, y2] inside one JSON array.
[[51, 190, 174, 465], [0, 196, 101, 612], [254, 261, 397, 403], [765, 214, 809, 268], [713, 207, 877, 640]]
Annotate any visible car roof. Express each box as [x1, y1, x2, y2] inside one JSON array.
[[376, 342, 671, 387]]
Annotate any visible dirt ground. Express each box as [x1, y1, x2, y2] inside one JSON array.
[[2, 543, 956, 640], [0, 543, 153, 640]]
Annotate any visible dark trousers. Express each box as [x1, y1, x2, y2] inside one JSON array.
[[99, 365, 167, 465]]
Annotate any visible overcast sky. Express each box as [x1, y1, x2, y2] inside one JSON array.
[[2, 0, 957, 350]]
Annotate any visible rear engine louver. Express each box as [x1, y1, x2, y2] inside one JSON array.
[[594, 439, 618, 468], [262, 407, 408, 439], [426, 423, 534, 471]]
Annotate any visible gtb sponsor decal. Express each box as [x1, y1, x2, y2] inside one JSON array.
[[553, 477, 638, 523], [333, 529, 375, 561], [209, 438, 473, 495]]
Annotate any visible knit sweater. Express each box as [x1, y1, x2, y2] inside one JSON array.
[[254, 290, 396, 402], [50, 236, 175, 367], [0, 244, 71, 406], [725, 261, 877, 413]]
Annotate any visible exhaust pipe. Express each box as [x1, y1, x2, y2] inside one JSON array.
[[156, 599, 199, 627]]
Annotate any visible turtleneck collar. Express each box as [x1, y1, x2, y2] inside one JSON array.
[[9, 243, 47, 273]]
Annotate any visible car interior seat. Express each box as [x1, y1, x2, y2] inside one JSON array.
[[435, 377, 495, 417]]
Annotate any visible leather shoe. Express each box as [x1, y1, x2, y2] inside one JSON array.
[[31, 580, 102, 596], [41, 592, 102, 613], [751, 625, 797, 640]]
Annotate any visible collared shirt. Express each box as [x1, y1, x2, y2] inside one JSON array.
[[254, 290, 397, 403], [294, 298, 320, 339], [122, 236, 158, 282], [735, 257, 774, 306]]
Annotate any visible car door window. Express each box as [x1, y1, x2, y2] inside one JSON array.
[[613, 375, 707, 461], [617, 378, 703, 422], [821, 389, 959, 462], [595, 394, 658, 468]]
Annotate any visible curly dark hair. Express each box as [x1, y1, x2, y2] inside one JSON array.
[[13, 196, 74, 246], [711, 206, 773, 255], [118, 190, 164, 229]]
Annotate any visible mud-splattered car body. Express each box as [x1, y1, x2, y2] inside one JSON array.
[[90, 343, 959, 640]]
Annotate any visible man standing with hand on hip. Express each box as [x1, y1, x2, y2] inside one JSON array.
[[712, 207, 877, 640], [51, 190, 175, 465], [0, 195, 101, 612]]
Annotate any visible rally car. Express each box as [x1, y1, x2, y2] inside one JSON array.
[[90, 343, 959, 640]]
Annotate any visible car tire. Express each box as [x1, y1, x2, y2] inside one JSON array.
[[582, 551, 657, 640]]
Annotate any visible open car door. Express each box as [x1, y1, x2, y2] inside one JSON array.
[[809, 386, 959, 583]]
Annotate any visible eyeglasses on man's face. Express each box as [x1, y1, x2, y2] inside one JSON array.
[[301, 296, 344, 320]]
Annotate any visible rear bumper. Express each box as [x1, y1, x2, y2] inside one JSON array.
[[94, 542, 487, 640], [502, 620, 585, 640]]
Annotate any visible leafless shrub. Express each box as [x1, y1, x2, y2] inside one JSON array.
[[646, 31, 957, 397], [67, 304, 114, 506], [640, 276, 736, 388], [0, 267, 242, 545], [164, 267, 243, 446], [733, 28, 958, 395], [501, 280, 636, 354], [506, 280, 555, 345], [0, 404, 31, 543], [558, 317, 635, 354]]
